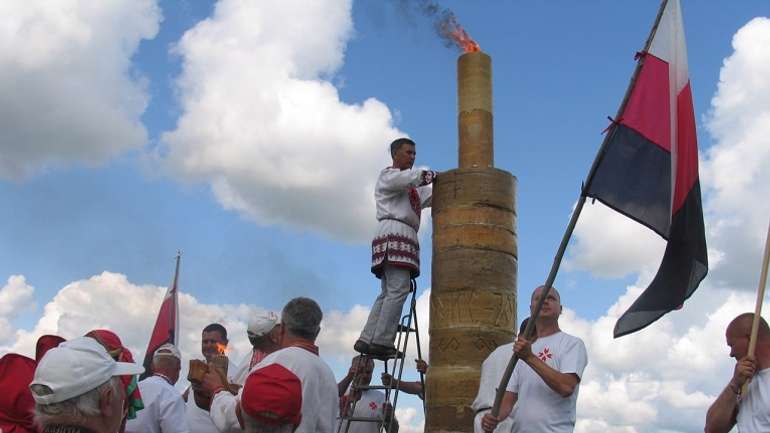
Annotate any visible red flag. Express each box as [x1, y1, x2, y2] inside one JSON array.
[[141, 253, 181, 379], [584, 0, 708, 337]]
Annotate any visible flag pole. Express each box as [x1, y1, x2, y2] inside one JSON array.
[[742, 218, 770, 394], [486, 0, 671, 426]]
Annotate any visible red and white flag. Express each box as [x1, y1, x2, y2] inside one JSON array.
[[140, 253, 180, 379], [585, 0, 708, 337]]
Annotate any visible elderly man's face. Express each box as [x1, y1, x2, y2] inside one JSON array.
[[105, 379, 127, 433]]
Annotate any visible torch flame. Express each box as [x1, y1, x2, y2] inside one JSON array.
[[215, 342, 228, 355], [439, 14, 480, 52]]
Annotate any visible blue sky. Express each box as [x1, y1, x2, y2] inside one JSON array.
[[2, 1, 770, 432]]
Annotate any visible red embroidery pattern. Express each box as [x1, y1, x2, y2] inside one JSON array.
[[538, 347, 553, 362], [369, 401, 378, 411], [408, 187, 421, 216]]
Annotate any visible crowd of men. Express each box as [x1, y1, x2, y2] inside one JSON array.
[[1, 137, 768, 433]]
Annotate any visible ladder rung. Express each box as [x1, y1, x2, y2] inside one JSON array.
[[396, 324, 416, 333], [345, 417, 383, 423], [354, 384, 390, 391]]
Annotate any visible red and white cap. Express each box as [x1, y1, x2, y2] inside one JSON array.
[[30, 336, 144, 404], [240, 363, 302, 427]]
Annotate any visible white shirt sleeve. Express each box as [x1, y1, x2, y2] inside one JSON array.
[[158, 388, 190, 433], [209, 390, 242, 433], [378, 168, 434, 193], [558, 338, 588, 378]]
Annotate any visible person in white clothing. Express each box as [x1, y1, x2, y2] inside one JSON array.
[[204, 297, 338, 433], [126, 344, 188, 433], [336, 356, 398, 433], [482, 287, 587, 433], [231, 312, 281, 386], [29, 337, 145, 433], [705, 313, 770, 433], [185, 324, 237, 433], [472, 318, 534, 433], [356, 137, 436, 359]]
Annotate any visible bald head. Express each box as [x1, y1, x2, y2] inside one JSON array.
[[727, 313, 770, 341], [531, 285, 561, 302]]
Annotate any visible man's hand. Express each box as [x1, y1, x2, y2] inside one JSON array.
[[513, 336, 534, 362], [381, 372, 394, 387], [481, 412, 502, 433], [200, 369, 226, 395], [416, 359, 428, 374], [731, 355, 757, 390]]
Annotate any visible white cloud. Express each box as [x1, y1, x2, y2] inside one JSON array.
[[160, 0, 404, 242], [0, 1, 160, 179], [701, 17, 770, 290], [0, 275, 35, 343], [566, 201, 665, 278], [395, 406, 424, 433]]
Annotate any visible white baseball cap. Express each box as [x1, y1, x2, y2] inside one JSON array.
[[30, 336, 144, 405], [247, 311, 279, 338], [153, 343, 181, 359]]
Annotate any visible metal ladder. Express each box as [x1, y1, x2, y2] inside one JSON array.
[[338, 278, 426, 433]]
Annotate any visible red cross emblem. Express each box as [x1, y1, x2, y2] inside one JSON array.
[[538, 347, 553, 362], [369, 401, 378, 411]]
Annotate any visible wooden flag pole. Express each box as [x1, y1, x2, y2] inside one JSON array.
[[742, 218, 770, 395], [485, 0, 671, 428]]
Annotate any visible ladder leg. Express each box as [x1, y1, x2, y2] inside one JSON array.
[[411, 278, 427, 414]]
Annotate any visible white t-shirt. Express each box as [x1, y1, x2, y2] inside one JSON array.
[[210, 346, 338, 433], [505, 332, 588, 433], [126, 375, 189, 433], [472, 342, 515, 433], [336, 390, 387, 433], [737, 367, 770, 432]]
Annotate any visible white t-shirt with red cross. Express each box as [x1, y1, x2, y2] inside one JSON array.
[[505, 331, 587, 433], [336, 390, 387, 433]]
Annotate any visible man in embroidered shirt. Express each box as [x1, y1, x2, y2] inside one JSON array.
[[356, 137, 437, 359], [481, 287, 587, 433], [705, 313, 770, 433], [204, 297, 338, 433], [126, 344, 188, 433], [336, 356, 398, 433], [29, 337, 144, 433]]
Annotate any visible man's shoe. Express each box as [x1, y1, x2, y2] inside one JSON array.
[[369, 344, 403, 360], [353, 339, 370, 354]]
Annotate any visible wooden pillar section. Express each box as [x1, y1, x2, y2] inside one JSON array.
[[458, 51, 493, 169], [427, 168, 517, 432]]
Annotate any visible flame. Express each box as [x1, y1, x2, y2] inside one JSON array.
[[439, 14, 480, 53], [215, 342, 228, 355]]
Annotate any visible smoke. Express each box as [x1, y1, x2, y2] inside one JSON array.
[[393, 0, 479, 51]]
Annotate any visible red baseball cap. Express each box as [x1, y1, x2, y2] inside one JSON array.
[[240, 363, 302, 427]]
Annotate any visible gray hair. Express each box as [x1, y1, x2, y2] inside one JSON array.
[[281, 297, 322, 341], [32, 377, 121, 426], [243, 414, 295, 433]]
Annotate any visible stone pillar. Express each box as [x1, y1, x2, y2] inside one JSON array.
[[426, 51, 518, 433]]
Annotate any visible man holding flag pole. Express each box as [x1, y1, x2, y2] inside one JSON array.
[[486, 0, 709, 429]]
